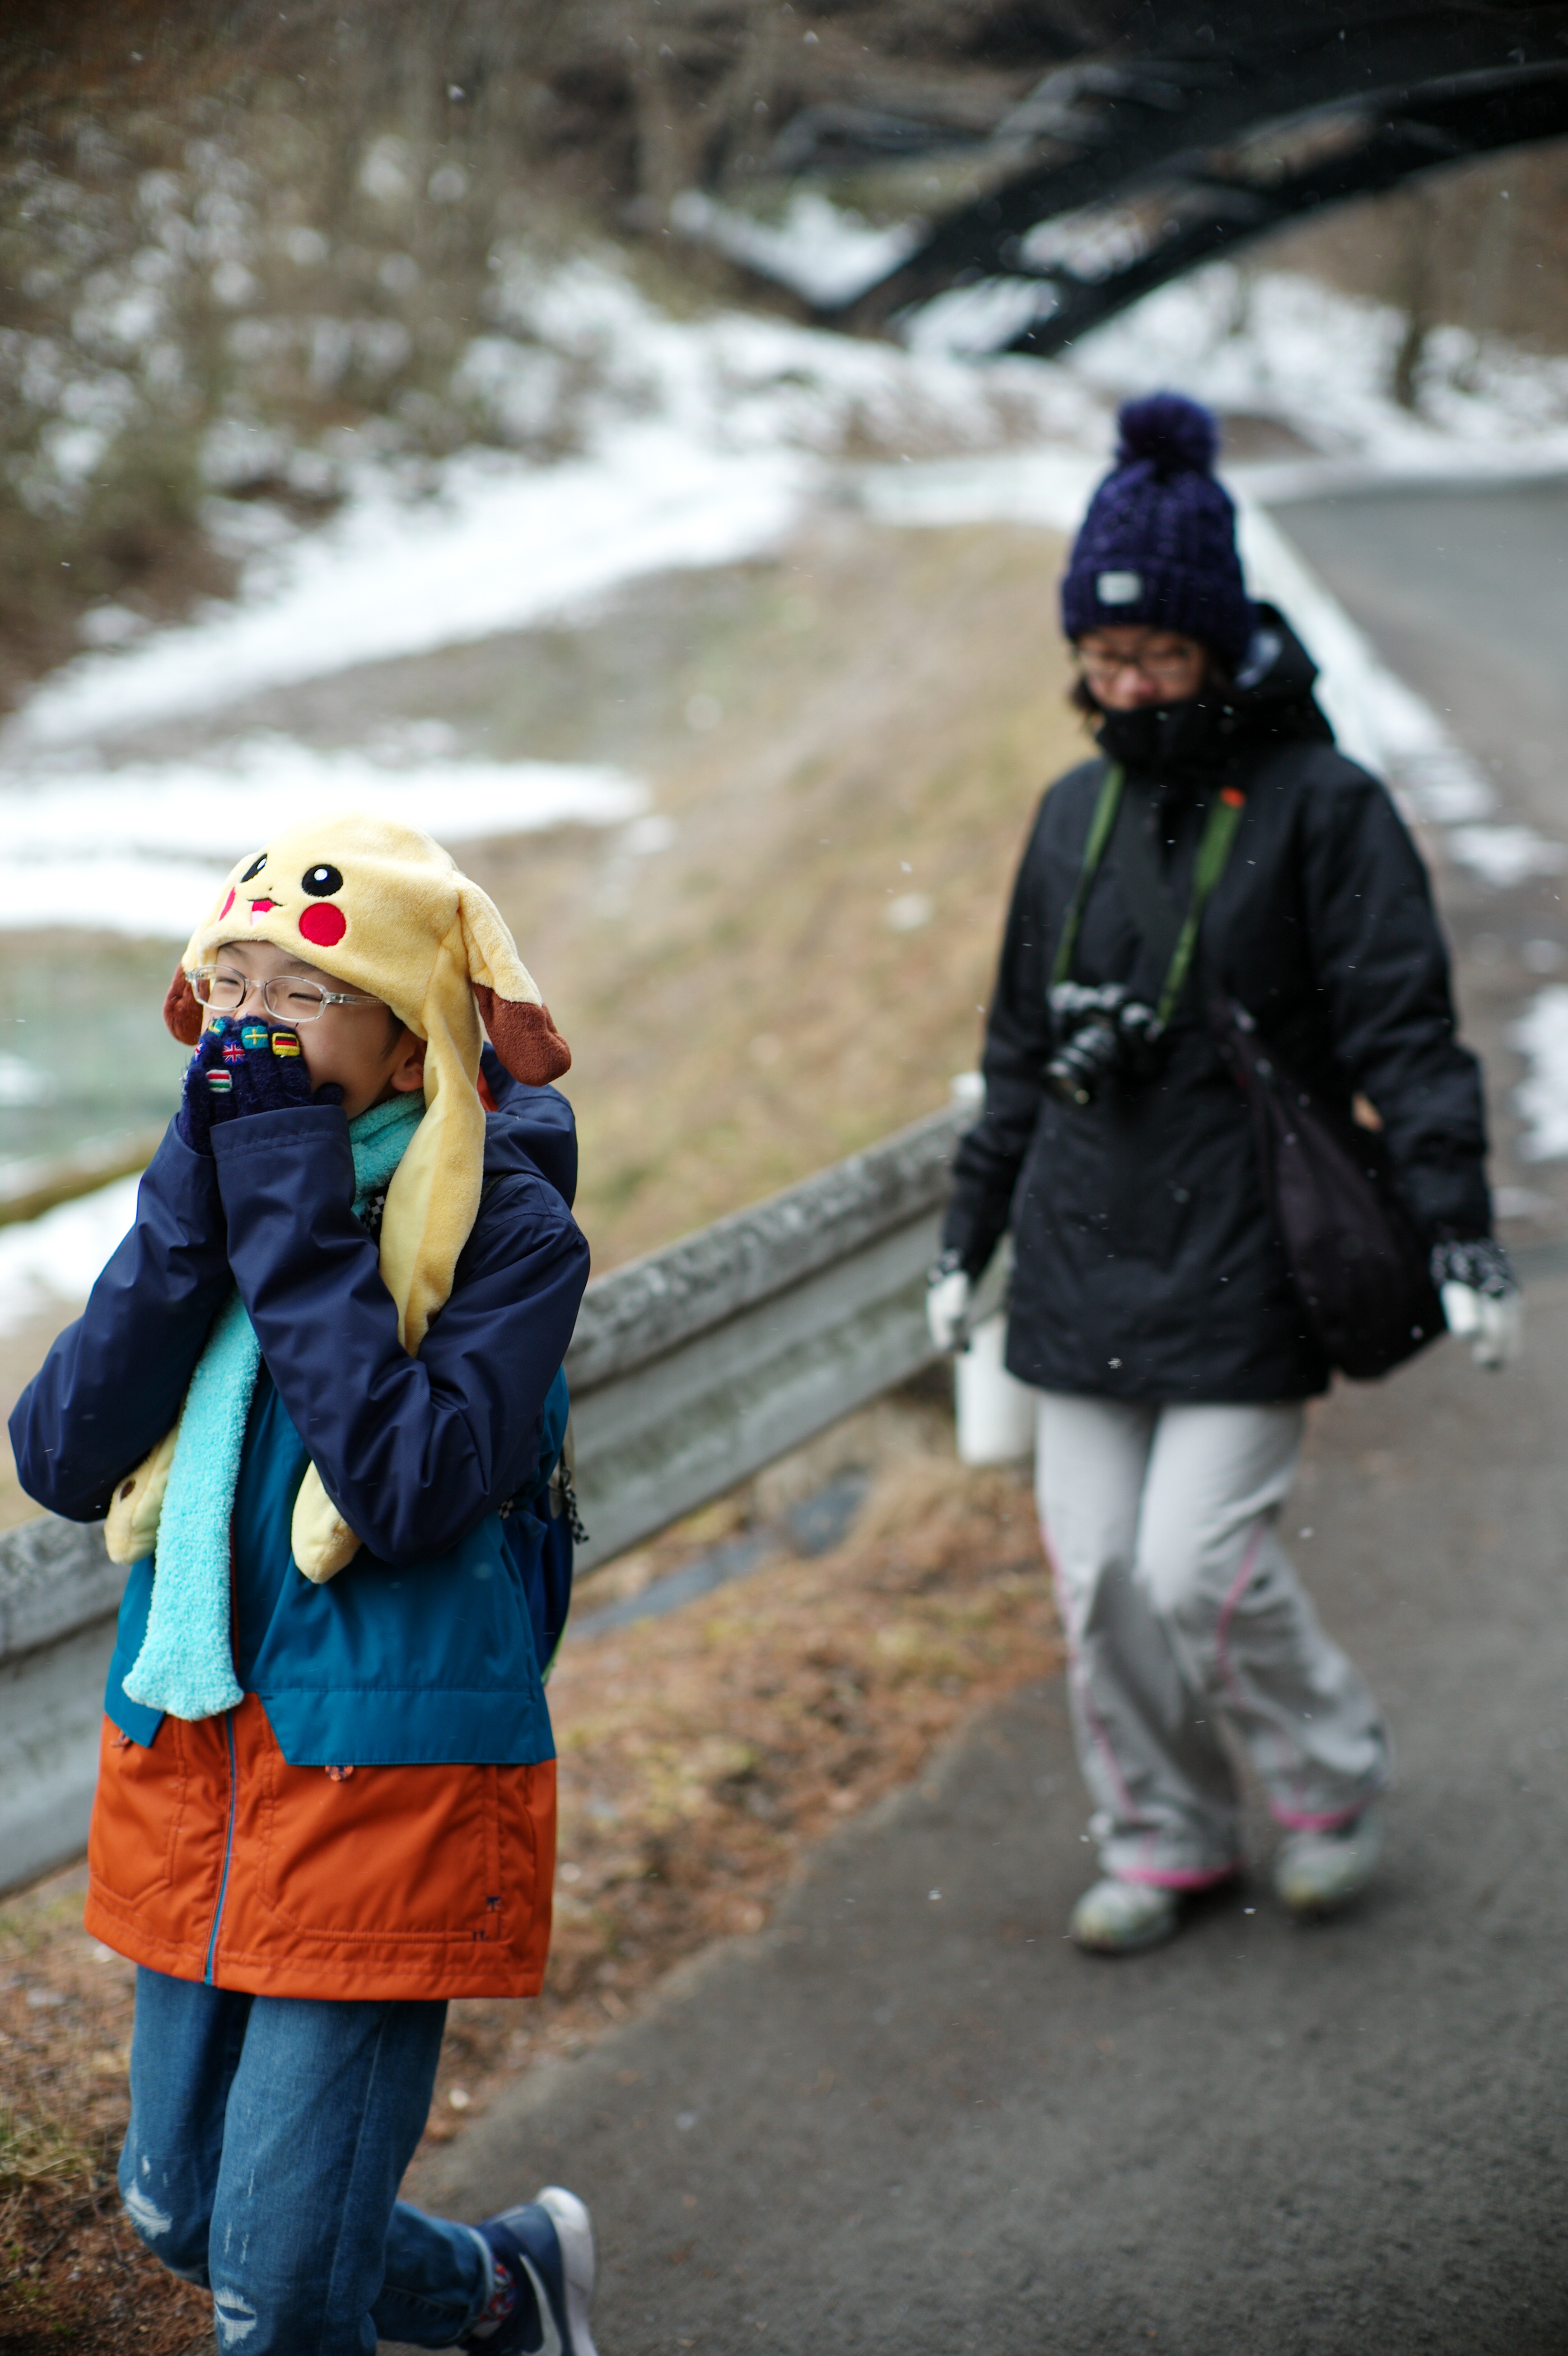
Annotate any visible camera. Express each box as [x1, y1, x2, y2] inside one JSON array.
[[1045, 982, 1165, 1107]]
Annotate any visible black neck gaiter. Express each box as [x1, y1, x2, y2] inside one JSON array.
[[1094, 692, 1237, 781]]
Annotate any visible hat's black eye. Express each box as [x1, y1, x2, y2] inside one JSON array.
[[240, 853, 267, 883], [301, 864, 343, 897]]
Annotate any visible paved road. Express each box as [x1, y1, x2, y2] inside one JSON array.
[[1283, 477, 1568, 846], [408, 489, 1568, 2353]]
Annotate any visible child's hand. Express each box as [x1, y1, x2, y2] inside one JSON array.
[[177, 1019, 342, 1153], [175, 1023, 233, 1155]]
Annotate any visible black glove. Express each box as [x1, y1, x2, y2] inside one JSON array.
[[177, 1019, 342, 1154]]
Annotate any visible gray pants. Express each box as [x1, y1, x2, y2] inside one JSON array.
[[1036, 1393, 1389, 1886]]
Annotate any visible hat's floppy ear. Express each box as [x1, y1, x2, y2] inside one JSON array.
[[164, 966, 203, 1046], [457, 880, 571, 1086]]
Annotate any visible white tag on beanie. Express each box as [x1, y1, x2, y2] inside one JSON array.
[[1097, 570, 1143, 603]]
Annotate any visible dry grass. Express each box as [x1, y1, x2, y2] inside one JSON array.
[[0, 1885, 211, 2353]]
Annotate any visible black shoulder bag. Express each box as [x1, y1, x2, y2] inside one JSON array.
[[1062, 762, 1444, 1382]]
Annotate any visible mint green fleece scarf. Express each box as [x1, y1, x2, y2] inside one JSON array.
[[121, 1094, 424, 1724]]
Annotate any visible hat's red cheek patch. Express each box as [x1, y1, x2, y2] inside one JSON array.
[[219, 888, 235, 919], [298, 902, 346, 949]]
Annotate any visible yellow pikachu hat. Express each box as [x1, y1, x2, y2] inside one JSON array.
[[109, 810, 569, 1584]]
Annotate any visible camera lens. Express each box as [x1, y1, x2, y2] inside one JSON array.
[[1045, 1016, 1122, 1106]]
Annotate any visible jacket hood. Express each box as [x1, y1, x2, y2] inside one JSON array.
[[1229, 603, 1331, 732]]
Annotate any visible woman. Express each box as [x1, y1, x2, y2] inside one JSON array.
[[929, 394, 1518, 1954]]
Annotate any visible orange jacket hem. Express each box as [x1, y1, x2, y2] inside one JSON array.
[[84, 1698, 555, 2003]]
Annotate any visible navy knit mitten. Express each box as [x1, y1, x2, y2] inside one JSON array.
[[177, 1019, 342, 1153]]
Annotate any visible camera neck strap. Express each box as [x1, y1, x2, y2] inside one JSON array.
[[1051, 762, 1247, 1028]]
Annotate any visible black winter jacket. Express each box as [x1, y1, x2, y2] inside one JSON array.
[[942, 612, 1490, 1403]]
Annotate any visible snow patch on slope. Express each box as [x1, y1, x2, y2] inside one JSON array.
[[669, 190, 923, 308], [1513, 989, 1568, 1162], [12, 256, 1102, 750], [0, 735, 644, 935], [1069, 266, 1568, 484]]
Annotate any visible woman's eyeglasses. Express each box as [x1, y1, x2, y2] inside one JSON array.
[[191, 969, 378, 1024], [1076, 645, 1201, 687]]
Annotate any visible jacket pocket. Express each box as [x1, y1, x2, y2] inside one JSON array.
[[255, 1741, 503, 1943], [88, 1716, 191, 1909]]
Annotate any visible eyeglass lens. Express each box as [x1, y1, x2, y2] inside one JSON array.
[[1079, 650, 1191, 680], [196, 972, 331, 1021]]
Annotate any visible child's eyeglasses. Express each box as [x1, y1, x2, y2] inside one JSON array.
[[191, 969, 379, 1023]]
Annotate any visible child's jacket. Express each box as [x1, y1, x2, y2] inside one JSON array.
[[11, 1057, 589, 2001]]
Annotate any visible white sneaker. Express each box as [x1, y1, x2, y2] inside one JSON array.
[[1069, 1877, 1181, 1954], [1273, 1808, 1382, 1917]]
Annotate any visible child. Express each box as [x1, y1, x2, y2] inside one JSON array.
[[10, 813, 599, 2354]]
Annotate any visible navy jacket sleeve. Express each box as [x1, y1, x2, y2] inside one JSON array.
[[1300, 761, 1491, 1239], [480, 1052, 578, 1207], [9, 1122, 232, 1520], [210, 1104, 590, 1566]]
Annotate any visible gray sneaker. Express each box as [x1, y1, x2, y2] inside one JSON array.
[[1069, 1876, 1180, 1954], [1274, 1808, 1382, 1917]]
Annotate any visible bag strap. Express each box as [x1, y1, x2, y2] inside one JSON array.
[[1052, 759, 1247, 1028]]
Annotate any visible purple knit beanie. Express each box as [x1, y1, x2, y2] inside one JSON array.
[[1060, 393, 1253, 667]]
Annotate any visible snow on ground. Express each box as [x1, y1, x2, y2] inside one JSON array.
[[0, 1172, 140, 1338], [18, 246, 1568, 764], [1445, 825, 1568, 892], [0, 734, 644, 935], [1512, 989, 1568, 1162], [1068, 266, 1568, 489], [686, 192, 1568, 477], [16, 430, 806, 748], [11, 256, 1101, 751], [669, 191, 924, 308]]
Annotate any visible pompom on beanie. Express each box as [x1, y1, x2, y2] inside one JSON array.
[[1060, 393, 1253, 667]]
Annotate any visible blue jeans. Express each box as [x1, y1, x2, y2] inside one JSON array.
[[119, 1965, 492, 2354]]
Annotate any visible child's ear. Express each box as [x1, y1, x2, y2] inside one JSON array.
[[390, 1033, 427, 1096], [456, 882, 571, 1085], [164, 966, 203, 1046]]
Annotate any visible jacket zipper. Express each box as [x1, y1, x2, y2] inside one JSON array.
[[204, 1711, 238, 1986]]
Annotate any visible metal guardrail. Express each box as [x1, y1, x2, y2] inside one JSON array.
[[0, 1103, 965, 1893], [0, 1515, 126, 1896], [569, 1103, 963, 1569]]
